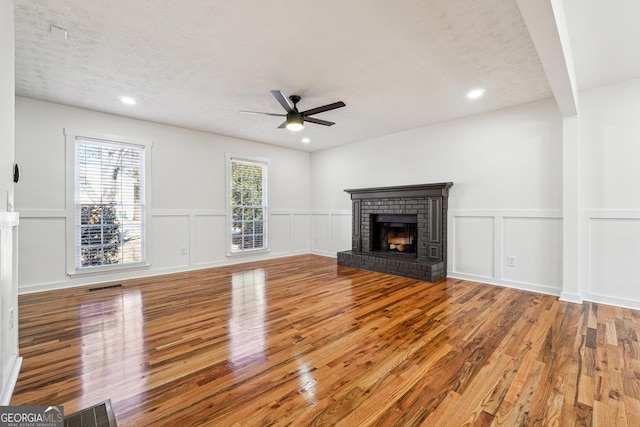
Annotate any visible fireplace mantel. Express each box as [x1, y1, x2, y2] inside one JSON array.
[[344, 182, 453, 200], [338, 182, 453, 282]]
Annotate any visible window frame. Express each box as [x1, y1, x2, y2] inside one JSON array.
[[226, 153, 269, 256], [65, 128, 153, 276]]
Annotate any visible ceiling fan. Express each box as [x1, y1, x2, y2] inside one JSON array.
[[241, 90, 346, 131]]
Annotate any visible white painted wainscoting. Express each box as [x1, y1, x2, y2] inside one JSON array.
[[20, 207, 640, 310], [448, 210, 563, 296], [0, 212, 21, 405], [310, 210, 352, 256], [582, 210, 640, 310], [310, 209, 565, 299], [17, 209, 313, 294]]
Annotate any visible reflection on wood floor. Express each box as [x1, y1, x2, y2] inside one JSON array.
[[11, 255, 640, 426]]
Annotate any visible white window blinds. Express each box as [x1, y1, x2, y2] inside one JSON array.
[[75, 137, 146, 269], [230, 158, 267, 253]]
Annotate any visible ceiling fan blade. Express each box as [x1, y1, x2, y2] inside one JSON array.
[[271, 90, 294, 113], [301, 101, 346, 117], [304, 116, 335, 126], [240, 111, 286, 117], [277, 121, 287, 129]]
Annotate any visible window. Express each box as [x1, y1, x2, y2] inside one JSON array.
[[228, 155, 268, 254], [65, 129, 151, 273]]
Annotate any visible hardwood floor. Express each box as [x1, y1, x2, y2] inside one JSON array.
[[10, 255, 640, 426]]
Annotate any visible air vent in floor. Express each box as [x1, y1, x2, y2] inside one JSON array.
[[87, 284, 123, 292], [65, 399, 118, 427]]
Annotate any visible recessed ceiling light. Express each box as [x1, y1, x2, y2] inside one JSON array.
[[467, 88, 485, 99], [302, 137, 310, 144], [119, 96, 136, 105]]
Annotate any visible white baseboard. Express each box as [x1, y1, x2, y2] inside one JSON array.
[[310, 250, 337, 258], [0, 356, 23, 405], [584, 292, 640, 311], [447, 272, 562, 297], [18, 250, 312, 295], [559, 291, 583, 304]]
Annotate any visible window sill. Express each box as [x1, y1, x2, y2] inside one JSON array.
[[68, 263, 152, 277], [226, 249, 270, 258]]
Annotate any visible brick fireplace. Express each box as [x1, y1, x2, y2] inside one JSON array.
[[337, 182, 453, 282]]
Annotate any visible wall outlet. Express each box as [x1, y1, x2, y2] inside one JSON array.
[[506, 256, 516, 267]]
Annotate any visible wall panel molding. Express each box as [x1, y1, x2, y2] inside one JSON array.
[[19, 209, 66, 218], [583, 210, 640, 310], [449, 209, 562, 297], [310, 210, 350, 255], [18, 208, 313, 294]]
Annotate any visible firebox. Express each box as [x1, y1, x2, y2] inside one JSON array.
[[372, 214, 417, 255]]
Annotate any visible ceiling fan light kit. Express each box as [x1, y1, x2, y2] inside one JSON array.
[[286, 111, 304, 131], [241, 90, 346, 132]]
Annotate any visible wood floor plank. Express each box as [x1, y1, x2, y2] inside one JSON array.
[[10, 254, 640, 426]]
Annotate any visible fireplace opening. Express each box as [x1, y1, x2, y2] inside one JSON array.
[[372, 214, 417, 255]]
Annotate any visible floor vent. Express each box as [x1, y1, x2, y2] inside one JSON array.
[[65, 399, 118, 427], [87, 284, 123, 292]]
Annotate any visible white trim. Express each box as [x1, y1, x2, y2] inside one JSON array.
[[17, 209, 66, 218], [67, 262, 151, 277], [153, 209, 226, 217], [64, 128, 151, 146], [0, 357, 22, 405], [449, 208, 563, 297], [225, 153, 270, 257], [450, 209, 562, 218], [310, 209, 351, 254], [583, 209, 640, 219], [582, 210, 640, 307], [271, 209, 312, 215], [311, 209, 351, 216], [560, 291, 582, 304], [447, 273, 561, 297], [64, 128, 153, 276], [0, 213, 20, 405], [311, 251, 337, 259], [18, 249, 305, 295], [0, 211, 19, 228], [583, 292, 640, 311]]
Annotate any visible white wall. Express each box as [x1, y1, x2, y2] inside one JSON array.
[[310, 98, 564, 296], [0, 3, 14, 201], [579, 78, 640, 309], [14, 69, 640, 314], [0, 1, 21, 405], [15, 97, 312, 293]]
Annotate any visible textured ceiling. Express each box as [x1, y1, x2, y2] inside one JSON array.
[[14, 0, 555, 151]]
